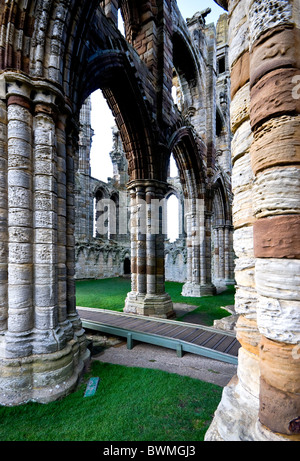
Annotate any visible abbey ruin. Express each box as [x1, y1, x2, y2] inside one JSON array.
[[0, 0, 299, 442], [74, 11, 234, 300]]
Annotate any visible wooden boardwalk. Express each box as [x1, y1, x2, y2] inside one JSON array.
[[77, 306, 240, 365]]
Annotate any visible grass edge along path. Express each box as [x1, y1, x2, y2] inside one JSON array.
[[75, 278, 235, 326], [0, 360, 223, 442]]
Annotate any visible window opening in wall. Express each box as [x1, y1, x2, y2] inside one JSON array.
[[93, 197, 96, 238], [167, 194, 179, 243], [217, 56, 225, 74], [94, 189, 110, 239], [124, 257, 131, 275], [216, 110, 223, 137], [172, 69, 183, 111], [118, 8, 125, 36], [90, 89, 114, 182], [169, 153, 179, 178]]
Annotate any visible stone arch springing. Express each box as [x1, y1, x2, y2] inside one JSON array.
[[118, 0, 158, 45]]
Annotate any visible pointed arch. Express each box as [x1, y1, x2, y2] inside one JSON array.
[[168, 126, 207, 199], [211, 171, 232, 224]]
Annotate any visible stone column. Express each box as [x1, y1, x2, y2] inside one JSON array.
[[213, 226, 219, 280], [0, 96, 7, 333], [218, 226, 225, 280], [65, 128, 86, 352], [206, 0, 261, 441], [206, 0, 300, 442], [248, 0, 300, 438], [204, 212, 214, 288], [33, 102, 62, 354], [182, 199, 216, 296], [124, 180, 174, 318], [224, 224, 234, 283], [129, 188, 138, 293], [6, 92, 34, 358], [0, 75, 89, 406]]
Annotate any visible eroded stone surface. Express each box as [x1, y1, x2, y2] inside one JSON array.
[[249, 0, 293, 46], [250, 115, 300, 175], [250, 68, 300, 130], [254, 215, 300, 259]]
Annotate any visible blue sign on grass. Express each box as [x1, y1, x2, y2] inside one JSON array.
[[84, 377, 100, 397]]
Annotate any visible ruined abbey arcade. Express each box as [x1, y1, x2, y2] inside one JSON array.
[[0, 0, 299, 442]]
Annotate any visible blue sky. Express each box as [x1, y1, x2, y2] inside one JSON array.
[[177, 0, 225, 24], [90, 0, 226, 183]]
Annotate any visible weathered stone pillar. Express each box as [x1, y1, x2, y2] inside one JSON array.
[[206, 0, 300, 441], [224, 224, 234, 282], [124, 180, 174, 318], [65, 127, 87, 352], [0, 75, 89, 406], [218, 226, 225, 280], [248, 0, 300, 437], [182, 199, 216, 296], [204, 211, 215, 287], [0, 97, 7, 333], [206, 0, 260, 441], [6, 91, 34, 358], [33, 101, 63, 354]]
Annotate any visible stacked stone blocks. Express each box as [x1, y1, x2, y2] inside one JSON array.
[[206, 0, 300, 442]]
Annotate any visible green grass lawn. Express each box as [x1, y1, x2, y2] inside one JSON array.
[[76, 278, 235, 326], [76, 277, 132, 311], [0, 279, 234, 442], [0, 360, 222, 441]]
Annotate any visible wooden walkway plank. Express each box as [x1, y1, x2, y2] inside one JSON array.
[[77, 306, 240, 365]]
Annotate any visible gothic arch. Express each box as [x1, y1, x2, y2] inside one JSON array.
[[171, 8, 206, 114], [168, 126, 207, 199], [94, 184, 110, 199], [79, 50, 157, 180], [0, 1, 160, 181], [0, 0, 233, 406], [211, 172, 232, 224]]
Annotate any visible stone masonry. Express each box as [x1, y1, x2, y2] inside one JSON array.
[[205, 0, 300, 442], [0, 0, 299, 443], [0, 0, 233, 406], [74, 12, 234, 300]]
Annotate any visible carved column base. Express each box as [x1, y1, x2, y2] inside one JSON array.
[[0, 336, 90, 406], [205, 375, 295, 441], [181, 282, 216, 297], [124, 292, 174, 318]]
